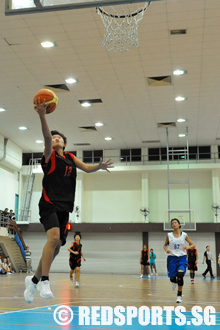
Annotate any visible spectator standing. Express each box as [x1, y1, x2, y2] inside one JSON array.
[[149, 249, 158, 276], [202, 246, 215, 279]]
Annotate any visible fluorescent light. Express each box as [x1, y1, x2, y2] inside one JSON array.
[[105, 137, 112, 141], [173, 70, 186, 76], [41, 41, 55, 48], [175, 96, 186, 102], [19, 126, 28, 130], [95, 122, 104, 127], [178, 134, 187, 137], [81, 102, 91, 108], [177, 118, 187, 123], [0, 108, 6, 112], [65, 78, 77, 84], [36, 140, 43, 144]]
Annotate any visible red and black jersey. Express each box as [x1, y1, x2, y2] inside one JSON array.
[[141, 249, 149, 262], [70, 241, 82, 259], [187, 248, 197, 263], [40, 149, 76, 211]]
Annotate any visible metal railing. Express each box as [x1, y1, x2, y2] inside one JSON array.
[[24, 152, 220, 167]]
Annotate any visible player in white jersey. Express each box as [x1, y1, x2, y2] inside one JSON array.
[[163, 218, 195, 303]]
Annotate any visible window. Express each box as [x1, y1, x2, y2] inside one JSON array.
[[120, 149, 130, 162], [189, 146, 197, 160], [94, 150, 103, 163], [148, 148, 160, 161], [131, 149, 141, 161], [120, 149, 141, 162], [199, 146, 210, 159], [83, 150, 103, 163]]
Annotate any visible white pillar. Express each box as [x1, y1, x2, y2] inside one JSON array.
[[212, 169, 220, 222], [74, 172, 83, 223], [141, 171, 149, 222]]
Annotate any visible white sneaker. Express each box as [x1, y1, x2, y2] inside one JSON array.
[[176, 296, 182, 303], [75, 281, 79, 287], [39, 280, 54, 299], [151, 273, 153, 276], [140, 274, 143, 278], [148, 275, 151, 278], [172, 282, 177, 291], [24, 276, 37, 303], [155, 273, 158, 276]]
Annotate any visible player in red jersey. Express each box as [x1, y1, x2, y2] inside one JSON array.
[[140, 245, 150, 278], [187, 248, 198, 284], [24, 100, 113, 303], [68, 232, 85, 287]]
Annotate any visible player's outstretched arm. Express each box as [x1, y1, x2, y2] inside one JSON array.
[[34, 99, 52, 162], [74, 157, 114, 173]]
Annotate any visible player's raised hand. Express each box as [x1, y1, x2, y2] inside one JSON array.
[[34, 98, 48, 117], [98, 158, 114, 173]]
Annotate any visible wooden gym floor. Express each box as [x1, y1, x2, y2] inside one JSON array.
[[0, 273, 219, 329]]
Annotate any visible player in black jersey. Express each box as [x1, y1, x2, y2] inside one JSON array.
[[68, 233, 86, 287], [140, 245, 150, 278], [187, 248, 198, 284], [24, 100, 114, 304]]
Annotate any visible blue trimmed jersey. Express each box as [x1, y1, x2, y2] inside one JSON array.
[[167, 232, 187, 257]]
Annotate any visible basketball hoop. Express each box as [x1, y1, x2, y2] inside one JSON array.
[[97, 2, 151, 52]]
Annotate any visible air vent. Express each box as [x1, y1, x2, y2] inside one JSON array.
[[146, 76, 172, 86], [79, 126, 97, 132], [170, 29, 187, 35], [73, 143, 91, 146], [45, 84, 70, 91], [79, 99, 102, 104], [157, 122, 176, 128], [142, 140, 160, 143]]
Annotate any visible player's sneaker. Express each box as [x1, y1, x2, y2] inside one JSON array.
[[38, 280, 54, 299], [172, 282, 177, 291], [176, 296, 182, 303], [155, 273, 158, 276], [24, 276, 37, 303], [140, 274, 143, 278], [151, 273, 153, 276], [70, 276, 73, 281], [75, 281, 79, 287], [148, 275, 151, 278]]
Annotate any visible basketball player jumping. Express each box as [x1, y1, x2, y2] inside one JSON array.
[[163, 218, 195, 303], [24, 100, 114, 303]]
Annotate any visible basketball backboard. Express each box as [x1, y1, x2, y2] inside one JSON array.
[[5, 0, 160, 15], [163, 209, 196, 231]]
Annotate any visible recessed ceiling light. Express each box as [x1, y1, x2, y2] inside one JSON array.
[[105, 137, 112, 141], [0, 108, 6, 112], [95, 122, 104, 127], [19, 126, 28, 130], [178, 134, 187, 137], [36, 140, 43, 144], [177, 118, 187, 123], [81, 102, 91, 108], [173, 70, 187, 76], [65, 78, 78, 84], [175, 96, 186, 102], [41, 41, 56, 48]]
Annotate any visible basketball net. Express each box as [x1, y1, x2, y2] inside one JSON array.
[[97, 2, 151, 52]]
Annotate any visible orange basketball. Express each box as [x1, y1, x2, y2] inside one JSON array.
[[33, 89, 58, 114]]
